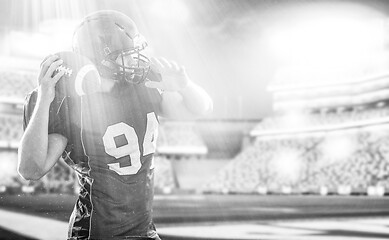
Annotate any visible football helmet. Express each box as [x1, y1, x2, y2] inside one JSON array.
[[72, 10, 150, 84]]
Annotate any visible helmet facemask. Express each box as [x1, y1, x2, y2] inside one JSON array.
[[72, 10, 152, 85], [100, 35, 151, 84]]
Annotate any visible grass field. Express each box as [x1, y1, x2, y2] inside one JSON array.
[[0, 193, 388, 239]]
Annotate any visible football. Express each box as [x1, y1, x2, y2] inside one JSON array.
[[53, 51, 101, 97]]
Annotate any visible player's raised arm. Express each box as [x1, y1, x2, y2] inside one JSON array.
[[145, 57, 213, 120], [17, 55, 68, 180]]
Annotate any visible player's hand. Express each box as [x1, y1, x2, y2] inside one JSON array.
[[37, 55, 65, 104], [145, 57, 190, 92]]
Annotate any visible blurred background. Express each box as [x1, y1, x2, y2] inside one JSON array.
[[1, 0, 389, 239]]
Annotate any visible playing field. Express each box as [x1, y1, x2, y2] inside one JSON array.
[[0, 193, 388, 240]]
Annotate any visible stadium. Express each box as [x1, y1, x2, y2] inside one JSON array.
[[0, 0, 389, 239]]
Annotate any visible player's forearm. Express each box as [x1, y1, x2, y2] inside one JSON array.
[[18, 99, 51, 180], [179, 81, 213, 116]]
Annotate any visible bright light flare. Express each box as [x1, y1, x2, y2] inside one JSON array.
[[319, 133, 357, 164], [0, 152, 18, 183], [150, 0, 189, 22], [7, 19, 79, 58], [267, 17, 385, 66], [280, 111, 307, 129], [272, 149, 302, 182]]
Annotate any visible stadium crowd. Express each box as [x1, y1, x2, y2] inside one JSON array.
[[1, 69, 389, 196], [202, 127, 389, 195], [0, 70, 36, 100], [252, 105, 389, 134]]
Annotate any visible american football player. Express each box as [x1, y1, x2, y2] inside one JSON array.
[[18, 10, 212, 240]]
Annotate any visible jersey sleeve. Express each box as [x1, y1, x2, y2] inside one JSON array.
[[147, 87, 163, 112], [144, 67, 163, 109], [23, 90, 67, 136]]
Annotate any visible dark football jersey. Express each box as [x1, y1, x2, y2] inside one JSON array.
[[23, 79, 162, 240]]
